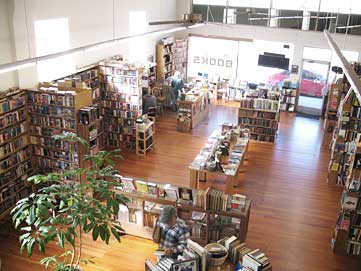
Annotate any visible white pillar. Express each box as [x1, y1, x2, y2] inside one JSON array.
[[269, 9, 279, 28], [302, 11, 311, 31]]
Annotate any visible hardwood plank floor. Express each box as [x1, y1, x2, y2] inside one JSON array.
[[1, 102, 360, 270]]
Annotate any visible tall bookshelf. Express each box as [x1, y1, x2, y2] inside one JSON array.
[[142, 63, 156, 95], [28, 84, 92, 177], [55, 66, 101, 104], [238, 98, 280, 143], [280, 87, 297, 112], [172, 38, 188, 79], [156, 36, 174, 81], [99, 60, 143, 149], [0, 88, 33, 220]]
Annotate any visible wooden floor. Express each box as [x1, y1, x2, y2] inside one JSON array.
[[1, 102, 361, 270]]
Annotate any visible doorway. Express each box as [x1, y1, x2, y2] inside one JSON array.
[[298, 59, 330, 116]]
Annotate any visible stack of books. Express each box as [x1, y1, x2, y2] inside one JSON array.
[[242, 249, 271, 271]]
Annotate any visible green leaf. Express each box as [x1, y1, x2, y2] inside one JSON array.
[[37, 238, 45, 253], [92, 226, 99, 241], [57, 232, 64, 248], [27, 237, 35, 257], [59, 200, 65, 209], [111, 227, 121, 242], [64, 231, 75, 248]]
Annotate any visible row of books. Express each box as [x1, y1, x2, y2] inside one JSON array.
[[240, 98, 279, 111], [101, 83, 142, 95], [28, 104, 75, 118], [0, 148, 30, 174], [99, 65, 139, 77], [244, 126, 277, 135], [238, 118, 277, 129], [249, 134, 275, 143], [0, 160, 31, 187], [29, 126, 70, 138], [0, 186, 32, 216], [101, 100, 141, 112], [0, 109, 26, 130], [0, 136, 28, 158], [350, 227, 361, 241], [238, 111, 277, 120], [30, 116, 76, 130], [28, 89, 75, 107], [33, 156, 79, 171], [281, 88, 297, 97], [102, 108, 140, 119], [78, 105, 100, 125], [341, 191, 360, 211], [347, 242, 361, 256], [0, 122, 26, 145], [0, 176, 27, 202], [33, 146, 79, 163], [100, 74, 139, 86], [0, 94, 26, 114]]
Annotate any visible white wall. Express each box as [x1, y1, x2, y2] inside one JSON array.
[[9, 0, 178, 88], [0, 0, 18, 89], [186, 23, 361, 80]]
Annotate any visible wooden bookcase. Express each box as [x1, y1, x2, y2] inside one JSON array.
[[172, 38, 188, 79], [324, 78, 345, 133], [142, 63, 157, 95], [0, 89, 33, 220], [280, 87, 298, 112], [136, 119, 155, 156], [177, 89, 210, 132], [99, 60, 143, 149], [28, 84, 92, 177], [156, 37, 174, 81], [238, 98, 280, 144], [114, 185, 251, 246]]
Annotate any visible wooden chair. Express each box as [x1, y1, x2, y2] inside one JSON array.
[[152, 86, 166, 115]]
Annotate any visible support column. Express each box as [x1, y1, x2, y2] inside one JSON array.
[[302, 11, 311, 30]]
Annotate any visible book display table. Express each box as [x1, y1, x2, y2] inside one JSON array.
[[189, 127, 249, 194]]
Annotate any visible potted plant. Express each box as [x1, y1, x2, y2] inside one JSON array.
[[11, 133, 129, 271]]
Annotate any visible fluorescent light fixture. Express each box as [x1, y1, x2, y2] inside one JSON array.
[[337, 24, 361, 29], [0, 23, 195, 75], [0, 62, 36, 74]]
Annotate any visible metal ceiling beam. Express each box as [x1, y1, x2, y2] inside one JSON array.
[[324, 30, 361, 102]]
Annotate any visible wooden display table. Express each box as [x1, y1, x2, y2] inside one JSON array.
[[177, 89, 210, 132], [189, 130, 249, 194]]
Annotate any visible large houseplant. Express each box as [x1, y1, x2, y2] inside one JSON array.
[[11, 133, 128, 271]]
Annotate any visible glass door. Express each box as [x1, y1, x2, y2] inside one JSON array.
[[298, 59, 330, 116]]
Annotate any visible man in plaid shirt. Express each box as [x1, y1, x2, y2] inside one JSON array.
[[159, 205, 190, 259]]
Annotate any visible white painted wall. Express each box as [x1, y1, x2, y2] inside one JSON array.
[[0, 0, 18, 89], [9, 0, 178, 88], [186, 23, 361, 79]]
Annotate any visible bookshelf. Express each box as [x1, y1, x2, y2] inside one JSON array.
[[114, 176, 251, 245], [0, 88, 33, 220], [189, 127, 249, 194], [136, 118, 155, 156], [172, 38, 187, 79], [177, 88, 210, 132], [99, 60, 143, 149], [324, 78, 347, 133], [55, 66, 101, 104], [238, 98, 280, 144], [28, 83, 92, 177], [156, 37, 174, 81], [280, 87, 297, 112], [332, 144, 361, 256], [142, 63, 157, 95]]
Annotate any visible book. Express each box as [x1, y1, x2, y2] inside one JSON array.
[[120, 176, 136, 192], [342, 196, 359, 211], [164, 184, 178, 200], [147, 182, 158, 197], [178, 187, 193, 202], [135, 180, 149, 193]]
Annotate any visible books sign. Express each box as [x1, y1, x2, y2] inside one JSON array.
[[188, 36, 238, 79]]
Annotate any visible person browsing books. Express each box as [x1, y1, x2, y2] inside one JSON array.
[[142, 89, 157, 114], [159, 205, 190, 259], [170, 71, 184, 112]]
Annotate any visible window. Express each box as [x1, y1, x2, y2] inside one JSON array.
[[34, 18, 73, 82], [223, 8, 237, 24]]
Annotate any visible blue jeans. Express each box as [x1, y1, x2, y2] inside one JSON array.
[[171, 89, 179, 111]]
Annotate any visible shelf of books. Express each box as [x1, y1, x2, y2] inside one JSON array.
[[55, 65, 101, 103], [136, 118, 154, 156], [332, 144, 361, 256], [142, 63, 157, 95], [115, 176, 251, 245], [238, 98, 280, 144], [98, 60, 143, 149], [172, 38, 187, 79], [156, 36, 174, 81], [27, 83, 92, 178], [280, 87, 297, 112], [324, 78, 347, 133], [0, 88, 33, 220], [177, 88, 210, 132]]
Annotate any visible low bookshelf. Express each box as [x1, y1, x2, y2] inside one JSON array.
[[114, 176, 251, 245], [280, 87, 297, 112], [136, 117, 155, 156], [0, 88, 33, 221], [238, 98, 280, 144], [177, 88, 210, 132]]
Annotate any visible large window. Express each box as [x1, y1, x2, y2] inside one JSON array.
[[34, 18, 73, 82], [223, 8, 237, 24]]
